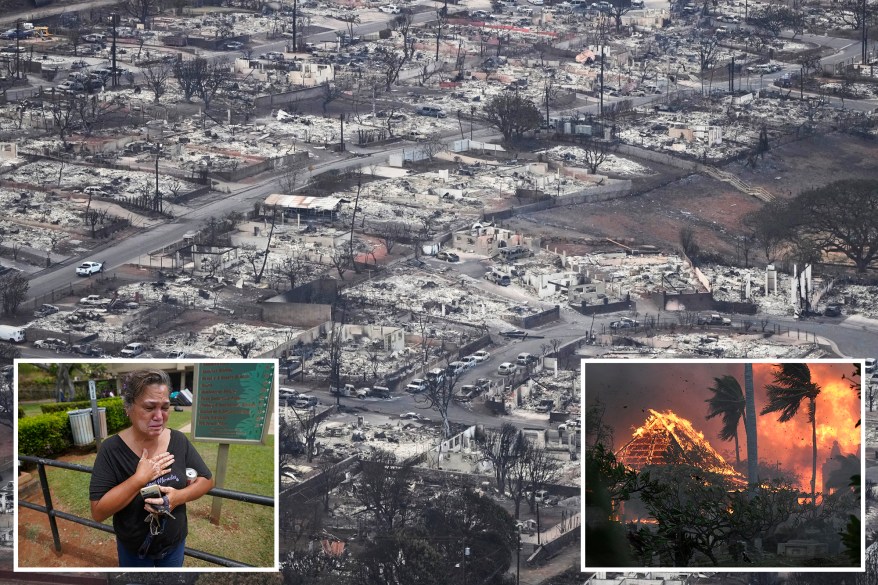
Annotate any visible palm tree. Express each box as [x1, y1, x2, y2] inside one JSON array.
[[761, 363, 821, 504], [744, 363, 759, 487], [705, 375, 745, 464]]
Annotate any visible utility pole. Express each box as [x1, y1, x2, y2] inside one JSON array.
[[862, 0, 868, 64], [110, 13, 119, 88], [292, 0, 298, 51], [14, 20, 21, 81], [599, 45, 604, 117], [516, 527, 521, 585], [470, 105, 474, 140], [154, 144, 162, 213], [339, 113, 345, 151]]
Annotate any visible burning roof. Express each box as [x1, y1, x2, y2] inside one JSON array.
[[615, 409, 744, 482]]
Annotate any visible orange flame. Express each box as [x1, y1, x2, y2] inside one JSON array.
[[752, 363, 860, 494]]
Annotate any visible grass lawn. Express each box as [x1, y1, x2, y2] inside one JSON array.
[[19, 402, 49, 418], [28, 408, 275, 568]]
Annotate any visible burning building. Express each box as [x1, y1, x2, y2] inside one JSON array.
[[615, 409, 745, 485]]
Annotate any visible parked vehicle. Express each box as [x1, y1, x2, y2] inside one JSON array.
[[80, 294, 111, 306], [223, 41, 244, 50], [371, 386, 391, 398], [516, 352, 537, 366], [497, 362, 517, 375], [824, 304, 843, 317], [119, 342, 144, 357], [866, 358, 877, 374], [610, 317, 640, 329], [697, 313, 731, 326], [471, 350, 491, 362], [34, 338, 68, 350], [485, 271, 511, 286], [0, 325, 24, 343], [33, 304, 59, 318], [75, 261, 103, 276], [460, 356, 479, 368], [447, 361, 467, 376], [406, 378, 427, 393], [436, 251, 460, 262], [416, 105, 446, 118]]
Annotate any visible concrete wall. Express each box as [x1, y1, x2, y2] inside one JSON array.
[[616, 142, 703, 171], [513, 306, 560, 329], [645, 291, 758, 314], [280, 453, 359, 501], [262, 301, 331, 328], [210, 150, 308, 182], [253, 85, 328, 109], [483, 181, 632, 222], [576, 299, 633, 315]]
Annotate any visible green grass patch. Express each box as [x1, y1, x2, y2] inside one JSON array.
[[19, 402, 50, 418]]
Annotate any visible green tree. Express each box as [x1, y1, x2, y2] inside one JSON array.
[[483, 93, 542, 142], [761, 363, 822, 504], [705, 374, 745, 464], [784, 179, 878, 273]]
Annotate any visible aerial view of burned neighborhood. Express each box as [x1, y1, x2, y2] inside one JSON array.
[[0, 0, 877, 579]]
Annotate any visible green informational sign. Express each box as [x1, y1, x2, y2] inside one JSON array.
[[192, 362, 275, 444]]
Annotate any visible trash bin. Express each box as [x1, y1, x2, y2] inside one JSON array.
[[68, 408, 107, 446]]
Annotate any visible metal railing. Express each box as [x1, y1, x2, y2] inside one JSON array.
[[18, 455, 273, 568]]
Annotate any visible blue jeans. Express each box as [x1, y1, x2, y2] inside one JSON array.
[[117, 538, 186, 567]]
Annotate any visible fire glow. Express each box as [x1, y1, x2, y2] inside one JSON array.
[[619, 409, 743, 481], [750, 363, 860, 493]]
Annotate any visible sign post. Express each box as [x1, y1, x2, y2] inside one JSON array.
[[88, 380, 101, 449], [191, 362, 275, 525]]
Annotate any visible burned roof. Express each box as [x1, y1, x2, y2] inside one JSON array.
[[263, 194, 345, 212], [615, 409, 743, 483]]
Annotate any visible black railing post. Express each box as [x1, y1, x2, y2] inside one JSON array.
[[36, 462, 62, 552]]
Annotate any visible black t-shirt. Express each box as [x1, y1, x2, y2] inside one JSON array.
[[89, 429, 212, 557]]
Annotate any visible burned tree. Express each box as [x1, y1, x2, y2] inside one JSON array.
[[580, 135, 617, 174], [198, 59, 233, 111], [291, 403, 323, 462], [607, 0, 633, 31], [47, 94, 79, 147], [374, 221, 409, 255], [0, 270, 28, 316], [353, 449, 415, 532], [122, 0, 162, 27], [483, 93, 542, 142], [139, 60, 174, 103], [273, 254, 313, 291], [416, 356, 465, 441], [174, 58, 205, 102], [327, 297, 348, 406], [477, 422, 526, 494], [236, 340, 256, 359], [374, 45, 412, 92]]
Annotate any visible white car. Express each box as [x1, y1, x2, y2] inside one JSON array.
[[379, 4, 401, 13], [75, 261, 103, 276], [471, 350, 491, 362], [460, 356, 479, 368], [529, 0, 544, 5]]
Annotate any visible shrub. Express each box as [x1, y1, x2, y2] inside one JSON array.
[[18, 413, 73, 458], [18, 408, 23, 419], [35, 398, 130, 440]]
